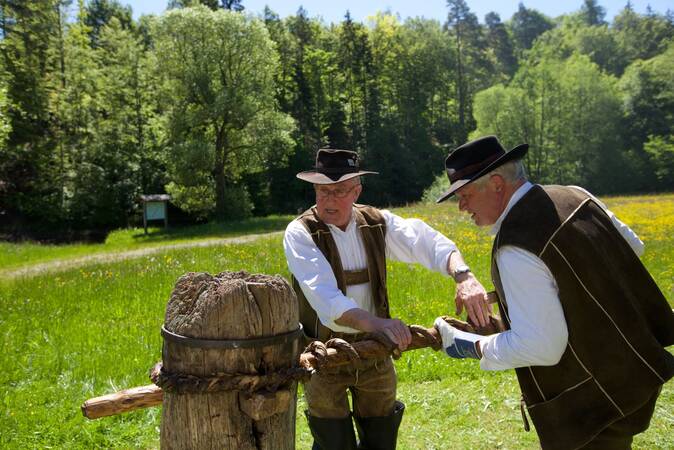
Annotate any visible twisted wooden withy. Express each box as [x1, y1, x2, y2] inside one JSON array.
[[299, 324, 442, 372]]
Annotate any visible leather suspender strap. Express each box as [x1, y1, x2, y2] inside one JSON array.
[[344, 269, 370, 286]]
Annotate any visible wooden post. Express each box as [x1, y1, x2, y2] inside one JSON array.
[[160, 271, 300, 450]]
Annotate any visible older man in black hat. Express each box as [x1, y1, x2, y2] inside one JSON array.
[[433, 135, 674, 449], [284, 148, 489, 450]]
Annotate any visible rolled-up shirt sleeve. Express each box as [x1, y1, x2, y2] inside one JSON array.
[[283, 220, 360, 332], [479, 246, 568, 371], [382, 210, 458, 275]]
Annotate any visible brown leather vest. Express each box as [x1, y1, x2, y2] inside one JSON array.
[[291, 204, 390, 342], [491, 185, 674, 450]]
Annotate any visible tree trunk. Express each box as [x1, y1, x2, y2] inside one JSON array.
[[213, 127, 228, 219], [160, 271, 299, 450], [213, 165, 227, 220]]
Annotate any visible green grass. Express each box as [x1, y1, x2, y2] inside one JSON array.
[[1, 194, 673, 449], [0, 215, 293, 271]]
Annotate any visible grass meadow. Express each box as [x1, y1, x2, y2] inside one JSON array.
[[0, 215, 294, 271], [1, 194, 673, 449]]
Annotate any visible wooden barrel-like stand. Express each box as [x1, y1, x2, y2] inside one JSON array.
[[160, 271, 300, 449]]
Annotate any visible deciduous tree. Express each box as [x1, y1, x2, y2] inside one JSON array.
[[619, 41, 674, 190], [473, 54, 622, 191], [153, 6, 294, 219], [613, 4, 673, 63]]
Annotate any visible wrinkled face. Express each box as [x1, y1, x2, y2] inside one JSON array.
[[455, 177, 504, 227], [314, 178, 362, 229]]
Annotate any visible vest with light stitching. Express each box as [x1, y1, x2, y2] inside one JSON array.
[[291, 204, 389, 342], [491, 185, 674, 450]]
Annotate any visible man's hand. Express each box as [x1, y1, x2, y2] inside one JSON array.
[[336, 309, 411, 351], [447, 251, 490, 327], [454, 272, 491, 328], [434, 317, 481, 359], [370, 317, 412, 351]]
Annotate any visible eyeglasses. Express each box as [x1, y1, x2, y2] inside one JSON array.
[[315, 184, 358, 199]]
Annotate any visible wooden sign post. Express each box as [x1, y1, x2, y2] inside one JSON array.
[[159, 271, 300, 450], [140, 194, 170, 235]]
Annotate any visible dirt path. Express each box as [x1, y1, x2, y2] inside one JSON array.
[[0, 231, 283, 280]]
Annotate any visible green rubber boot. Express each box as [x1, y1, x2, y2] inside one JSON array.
[[305, 411, 358, 450], [354, 401, 405, 450]]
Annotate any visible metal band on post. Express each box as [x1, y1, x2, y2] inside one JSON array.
[[161, 324, 304, 349], [156, 324, 308, 395]]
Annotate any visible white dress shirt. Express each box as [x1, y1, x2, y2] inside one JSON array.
[[479, 182, 645, 371], [284, 208, 458, 333]]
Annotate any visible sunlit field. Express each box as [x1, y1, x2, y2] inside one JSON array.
[[1, 194, 672, 449], [0, 215, 293, 272]]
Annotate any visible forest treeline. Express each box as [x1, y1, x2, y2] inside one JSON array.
[[0, 0, 672, 239]]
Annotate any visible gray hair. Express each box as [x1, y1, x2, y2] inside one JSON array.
[[473, 159, 527, 189]]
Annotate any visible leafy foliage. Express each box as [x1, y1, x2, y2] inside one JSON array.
[[508, 3, 555, 55], [473, 54, 623, 191], [84, 0, 133, 47], [0, 2, 672, 238], [153, 6, 294, 219]]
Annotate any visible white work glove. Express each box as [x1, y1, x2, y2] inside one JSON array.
[[434, 317, 482, 359]]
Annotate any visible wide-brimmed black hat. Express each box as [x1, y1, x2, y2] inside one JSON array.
[[436, 136, 528, 203], [297, 148, 378, 185]]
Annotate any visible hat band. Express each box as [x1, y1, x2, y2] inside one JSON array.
[[316, 167, 360, 174], [448, 153, 501, 182]]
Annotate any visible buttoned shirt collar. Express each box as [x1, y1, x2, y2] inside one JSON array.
[[489, 181, 534, 236]]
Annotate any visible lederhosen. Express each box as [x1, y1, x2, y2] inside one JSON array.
[[491, 185, 674, 450]]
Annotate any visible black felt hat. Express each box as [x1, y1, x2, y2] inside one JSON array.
[[296, 148, 378, 185], [436, 136, 528, 203]]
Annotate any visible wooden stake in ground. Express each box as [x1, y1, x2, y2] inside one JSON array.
[[159, 271, 300, 450]]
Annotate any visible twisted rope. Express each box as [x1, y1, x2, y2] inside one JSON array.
[[150, 362, 311, 394]]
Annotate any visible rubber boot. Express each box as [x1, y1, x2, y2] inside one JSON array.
[[354, 400, 405, 450], [305, 411, 358, 450]]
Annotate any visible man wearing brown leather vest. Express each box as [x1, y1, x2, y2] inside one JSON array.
[[284, 148, 489, 450], [433, 136, 674, 450]]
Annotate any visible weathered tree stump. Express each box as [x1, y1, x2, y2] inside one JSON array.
[[160, 271, 300, 450]]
